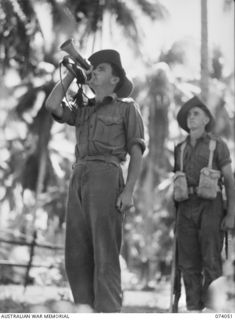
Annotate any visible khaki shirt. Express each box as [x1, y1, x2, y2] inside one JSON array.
[[174, 132, 231, 187], [52, 95, 145, 162]]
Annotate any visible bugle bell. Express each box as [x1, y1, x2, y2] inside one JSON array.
[[60, 39, 91, 71]]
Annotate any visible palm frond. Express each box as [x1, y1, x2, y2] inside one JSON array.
[[0, 0, 43, 76], [159, 42, 186, 66], [112, 1, 140, 44], [135, 0, 169, 20], [223, 0, 233, 11]]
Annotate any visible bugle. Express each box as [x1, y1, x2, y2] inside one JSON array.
[[60, 39, 91, 71]]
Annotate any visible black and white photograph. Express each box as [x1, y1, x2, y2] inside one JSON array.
[[0, 0, 234, 317]]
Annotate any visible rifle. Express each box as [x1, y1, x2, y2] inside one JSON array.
[[169, 223, 181, 313]]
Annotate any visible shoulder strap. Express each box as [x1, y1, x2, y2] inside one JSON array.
[[208, 139, 216, 168], [180, 141, 187, 171]]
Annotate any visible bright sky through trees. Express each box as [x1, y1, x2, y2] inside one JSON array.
[[125, 0, 234, 78]]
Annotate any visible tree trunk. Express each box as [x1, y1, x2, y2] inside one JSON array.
[[138, 63, 171, 287], [201, 0, 209, 104]]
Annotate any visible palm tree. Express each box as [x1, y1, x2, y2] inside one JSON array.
[[0, 0, 168, 72], [69, 0, 168, 52], [132, 59, 175, 287]]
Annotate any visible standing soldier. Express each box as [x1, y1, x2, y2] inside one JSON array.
[[45, 48, 145, 312], [173, 96, 235, 311]]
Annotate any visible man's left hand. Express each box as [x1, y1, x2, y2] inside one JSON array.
[[221, 213, 235, 231], [116, 189, 134, 213]]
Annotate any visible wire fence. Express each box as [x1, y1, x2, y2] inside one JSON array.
[[0, 231, 64, 288]]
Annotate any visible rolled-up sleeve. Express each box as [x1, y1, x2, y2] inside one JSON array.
[[124, 102, 146, 154], [51, 100, 77, 126]]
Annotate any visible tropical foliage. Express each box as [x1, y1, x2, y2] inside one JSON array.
[[0, 0, 234, 288]]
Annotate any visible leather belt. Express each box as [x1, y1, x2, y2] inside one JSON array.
[[73, 155, 121, 168]]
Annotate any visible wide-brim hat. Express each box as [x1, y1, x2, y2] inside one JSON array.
[[88, 49, 133, 98], [177, 96, 215, 132]]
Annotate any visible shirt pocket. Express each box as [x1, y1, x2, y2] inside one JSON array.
[[94, 115, 124, 146]]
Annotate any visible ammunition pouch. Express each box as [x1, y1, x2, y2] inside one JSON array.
[[197, 167, 221, 199], [173, 171, 189, 202]]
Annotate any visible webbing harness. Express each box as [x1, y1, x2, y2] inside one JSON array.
[[179, 138, 216, 170]]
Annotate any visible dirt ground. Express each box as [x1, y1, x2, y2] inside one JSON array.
[[0, 280, 234, 313], [0, 282, 173, 313]]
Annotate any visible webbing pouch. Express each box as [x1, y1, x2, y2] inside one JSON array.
[[174, 171, 189, 201], [197, 167, 220, 199], [173, 142, 188, 202], [197, 139, 220, 199]]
